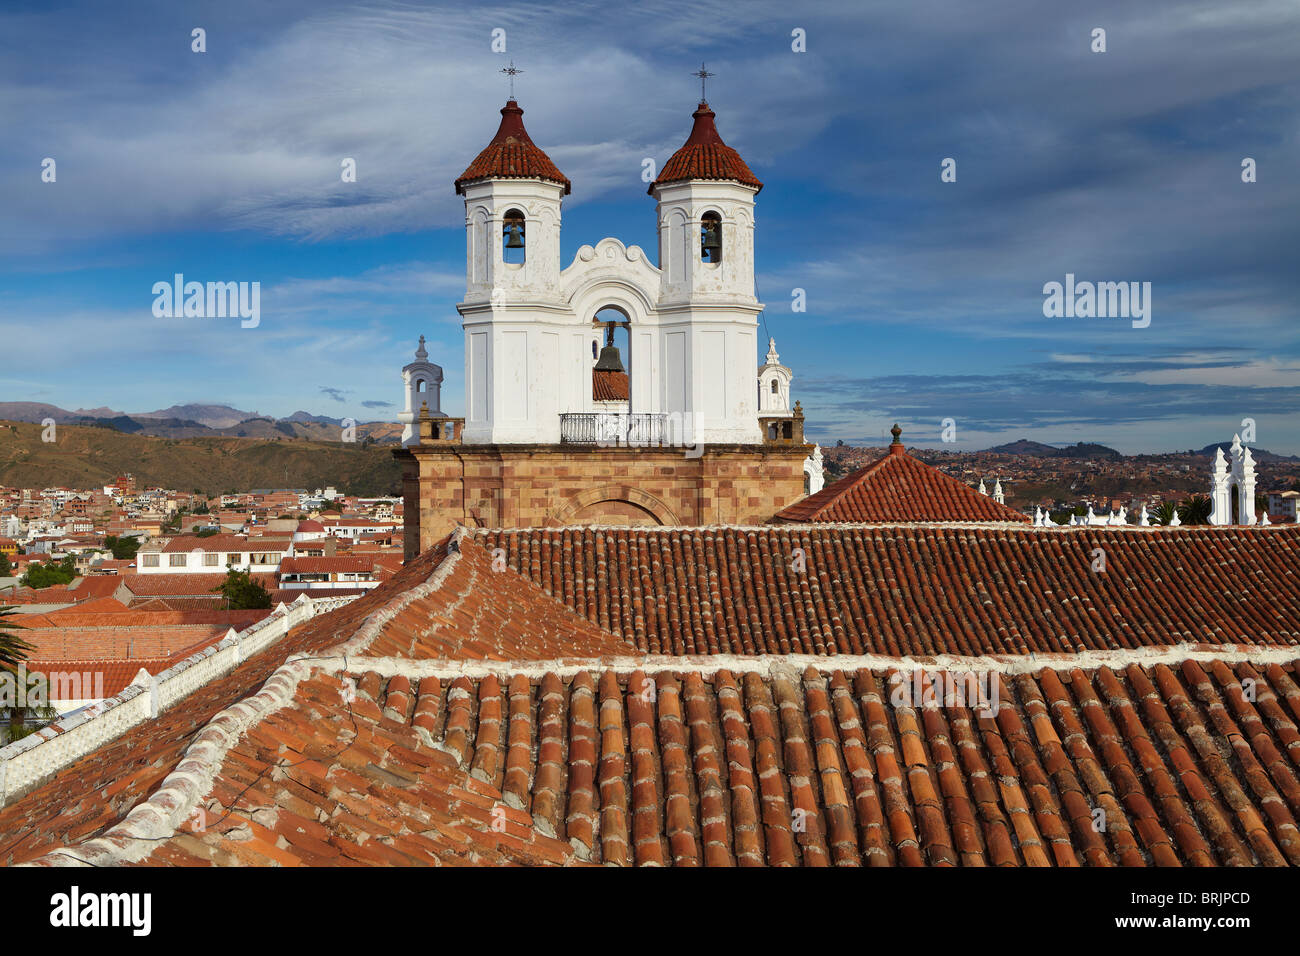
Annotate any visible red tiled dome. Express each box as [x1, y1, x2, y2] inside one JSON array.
[[455, 99, 571, 195], [649, 101, 763, 195]]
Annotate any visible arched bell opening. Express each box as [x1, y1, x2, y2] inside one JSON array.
[[503, 208, 526, 264], [701, 211, 722, 263]]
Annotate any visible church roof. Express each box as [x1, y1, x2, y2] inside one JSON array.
[[649, 101, 763, 195], [479, 525, 1300, 656], [775, 441, 1031, 524], [592, 368, 629, 401], [455, 99, 571, 195], [5, 526, 1300, 867]]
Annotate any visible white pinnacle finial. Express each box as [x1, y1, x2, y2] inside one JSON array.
[[1169, 508, 1181, 526], [415, 335, 428, 360], [765, 337, 779, 365], [1260, 513, 1270, 526], [1139, 504, 1149, 526], [978, 479, 987, 496]]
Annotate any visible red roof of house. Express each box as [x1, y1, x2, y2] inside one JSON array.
[[160, 535, 287, 553], [775, 443, 1031, 524], [454, 99, 571, 195], [279, 556, 374, 575], [120, 573, 277, 597], [592, 368, 630, 401], [649, 101, 763, 194], [296, 519, 325, 532]]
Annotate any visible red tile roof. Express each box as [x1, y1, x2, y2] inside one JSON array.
[[649, 101, 762, 194], [160, 535, 287, 553], [279, 556, 374, 575], [9, 525, 1300, 868], [454, 99, 571, 195], [226, 658, 1293, 867], [477, 526, 1300, 656], [120, 573, 277, 596], [776, 444, 1030, 523], [592, 368, 630, 401], [25, 658, 175, 698]]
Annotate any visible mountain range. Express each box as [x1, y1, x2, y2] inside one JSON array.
[[983, 438, 1297, 462], [0, 402, 402, 444]]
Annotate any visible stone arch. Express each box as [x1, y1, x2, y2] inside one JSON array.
[[548, 484, 682, 527]]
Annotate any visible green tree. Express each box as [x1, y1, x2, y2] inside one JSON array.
[[0, 606, 33, 673], [20, 556, 76, 589], [1177, 495, 1213, 526], [0, 551, 11, 577], [1153, 502, 1179, 526], [213, 568, 273, 610], [0, 606, 53, 743], [104, 535, 140, 560]]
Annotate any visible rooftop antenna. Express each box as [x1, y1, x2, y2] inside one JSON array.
[[501, 60, 523, 98], [693, 62, 715, 101]]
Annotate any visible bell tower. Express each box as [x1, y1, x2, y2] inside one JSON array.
[[455, 98, 571, 444], [649, 100, 764, 444], [395, 85, 814, 557]]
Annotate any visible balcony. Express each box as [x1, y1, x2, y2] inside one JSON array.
[[560, 412, 667, 446]]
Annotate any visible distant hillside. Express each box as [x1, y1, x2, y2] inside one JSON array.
[[984, 439, 1060, 456], [133, 403, 255, 429], [0, 420, 402, 496], [984, 439, 1122, 460], [1194, 442, 1298, 462], [0, 401, 400, 444]]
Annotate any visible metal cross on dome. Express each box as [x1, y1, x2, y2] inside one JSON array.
[[693, 62, 715, 100], [501, 60, 523, 97]]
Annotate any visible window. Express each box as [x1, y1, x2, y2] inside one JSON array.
[[701, 211, 722, 263], [169, 553, 186, 567], [203, 552, 219, 567], [143, 553, 160, 567], [503, 209, 525, 264], [771, 380, 778, 394]]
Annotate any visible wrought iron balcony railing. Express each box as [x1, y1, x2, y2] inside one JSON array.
[[560, 412, 667, 446]]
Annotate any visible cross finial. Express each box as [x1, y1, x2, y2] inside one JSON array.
[[501, 60, 523, 98], [693, 62, 715, 101]]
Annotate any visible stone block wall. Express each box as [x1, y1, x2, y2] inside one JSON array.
[[396, 443, 811, 559]]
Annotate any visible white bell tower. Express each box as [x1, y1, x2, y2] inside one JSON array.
[[455, 98, 571, 444], [758, 337, 792, 413], [1208, 434, 1257, 525], [399, 336, 444, 446], [649, 100, 764, 445]]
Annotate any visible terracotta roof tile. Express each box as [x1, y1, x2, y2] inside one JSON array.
[[455, 99, 571, 195], [592, 368, 629, 401], [650, 102, 762, 194], [112, 659, 1288, 867], [776, 446, 1030, 523], [478, 526, 1300, 656]]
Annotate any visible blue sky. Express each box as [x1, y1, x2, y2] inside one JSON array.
[[1, 0, 1297, 453]]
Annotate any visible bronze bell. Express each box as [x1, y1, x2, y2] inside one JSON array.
[[504, 220, 525, 249], [701, 221, 721, 257]]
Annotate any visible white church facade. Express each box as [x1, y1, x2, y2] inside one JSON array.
[[395, 96, 819, 554]]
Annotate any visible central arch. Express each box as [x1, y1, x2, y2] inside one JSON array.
[[548, 484, 683, 527]]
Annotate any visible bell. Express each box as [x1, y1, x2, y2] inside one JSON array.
[[504, 221, 525, 249], [701, 221, 721, 257]]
